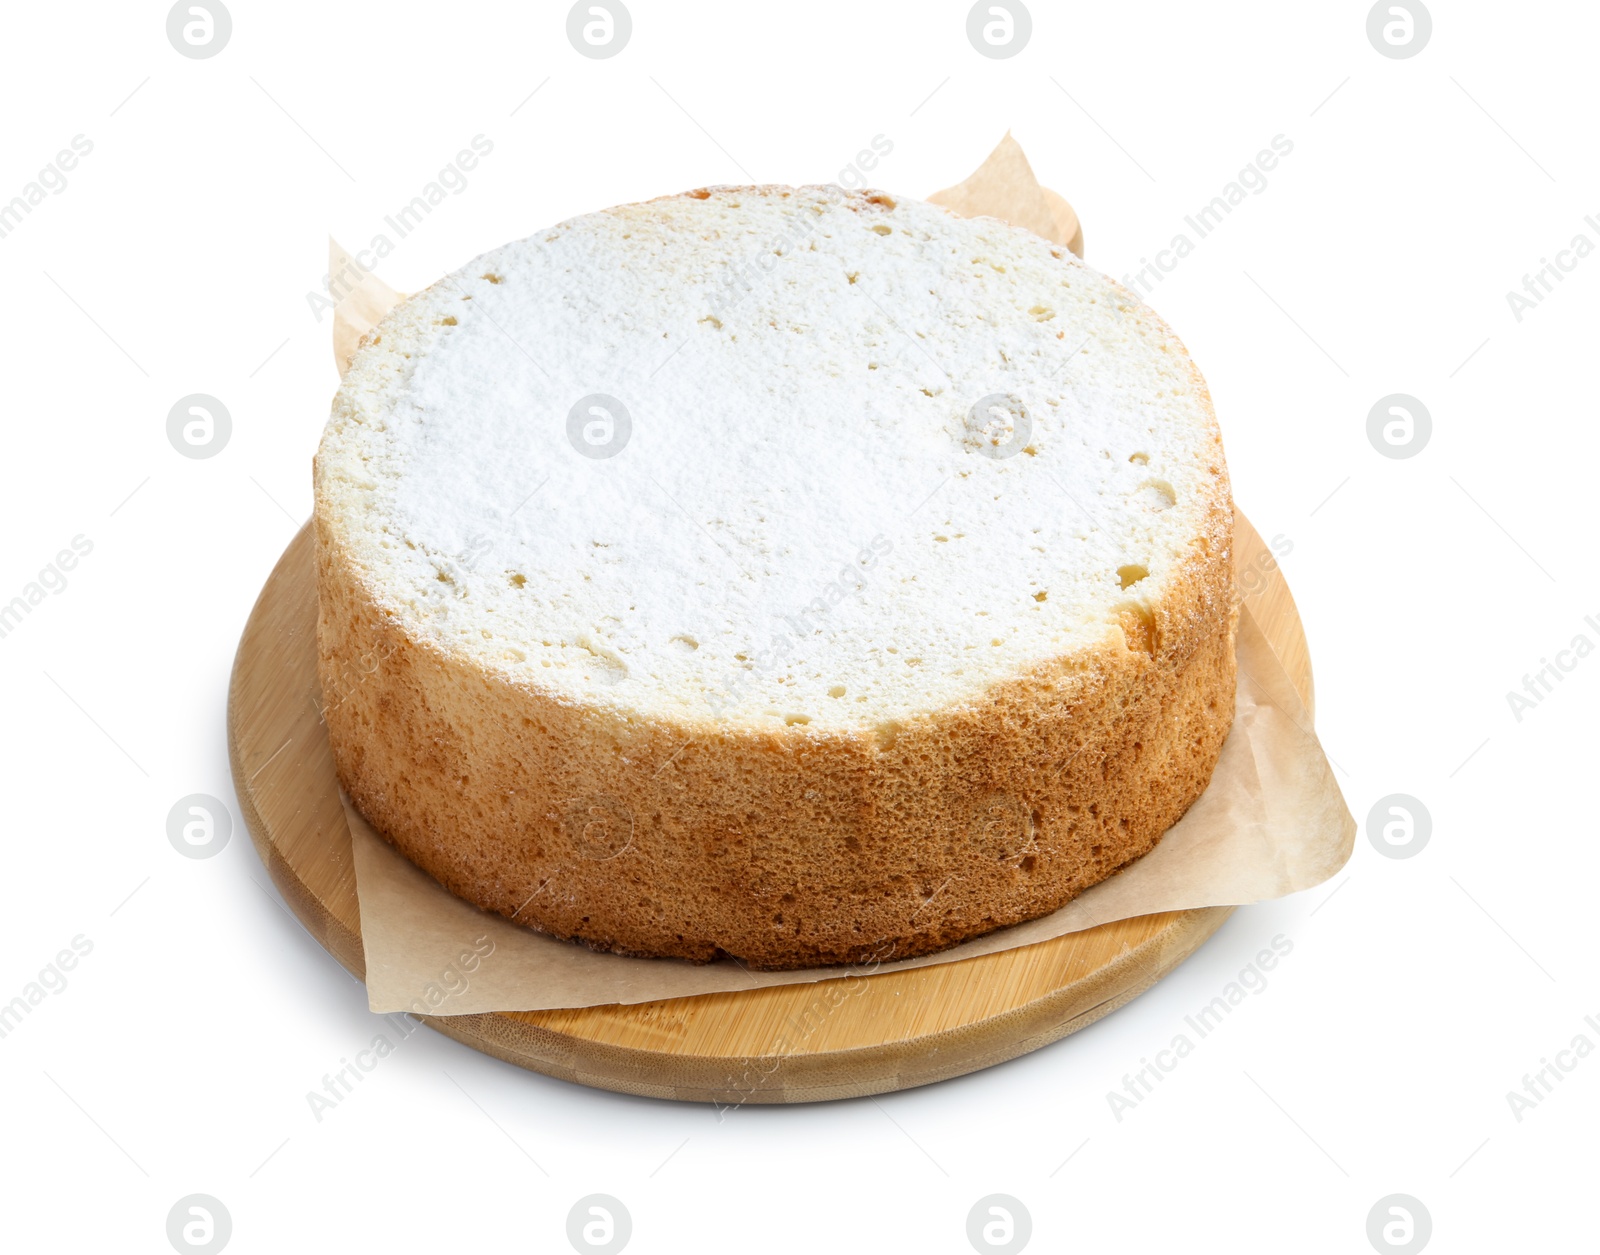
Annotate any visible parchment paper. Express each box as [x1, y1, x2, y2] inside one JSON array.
[[331, 136, 1354, 1015], [328, 237, 402, 376], [928, 131, 1085, 256]]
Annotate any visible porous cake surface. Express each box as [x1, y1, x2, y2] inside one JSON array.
[[315, 185, 1237, 968]]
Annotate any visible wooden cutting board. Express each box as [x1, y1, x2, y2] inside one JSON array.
[[228, 510, 1310, 1104]]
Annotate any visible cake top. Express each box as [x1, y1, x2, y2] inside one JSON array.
[[316, 186, 1228, 731]]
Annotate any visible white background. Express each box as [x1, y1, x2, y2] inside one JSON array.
[[1, 1, 1594, 1251]]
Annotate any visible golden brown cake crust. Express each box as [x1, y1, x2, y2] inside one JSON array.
[[315, 497, 1235, 971]]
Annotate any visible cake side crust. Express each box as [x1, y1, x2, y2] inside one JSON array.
[[315, 494, 1235, 969]]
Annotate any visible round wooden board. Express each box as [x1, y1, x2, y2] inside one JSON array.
[[228, 511, 1311, 1104]]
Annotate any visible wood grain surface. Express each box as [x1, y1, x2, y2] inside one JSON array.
[[227, 510, 1311, 1104]]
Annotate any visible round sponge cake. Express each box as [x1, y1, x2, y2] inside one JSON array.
[[314, 185, 1236, 969]]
